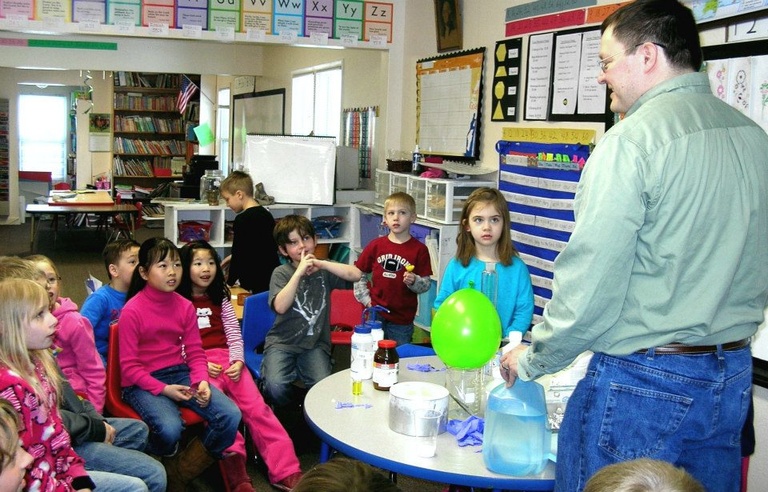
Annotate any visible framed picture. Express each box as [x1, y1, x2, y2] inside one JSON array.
[[89, 113, 111, 133], [434, 0, 462, 53]]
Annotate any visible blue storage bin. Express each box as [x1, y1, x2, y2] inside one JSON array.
[[415, 279, 437, 327]]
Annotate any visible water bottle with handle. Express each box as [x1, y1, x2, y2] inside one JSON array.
[[483, 379, 549, 476]]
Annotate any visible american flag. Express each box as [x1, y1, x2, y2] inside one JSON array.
[[177, 75, 198, 114]]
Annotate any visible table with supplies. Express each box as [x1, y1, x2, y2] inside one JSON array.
[[303, 355, 556, 491]]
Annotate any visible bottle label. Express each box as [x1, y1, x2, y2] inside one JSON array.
[[373, 363, 398, 387], [351, 337, 375, 379]]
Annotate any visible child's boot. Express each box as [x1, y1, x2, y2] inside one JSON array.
[[164, 436, 215, 492], [220, 453, 255, 492]]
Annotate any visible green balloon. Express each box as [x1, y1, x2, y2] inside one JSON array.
[[431, 288, 502, 369]]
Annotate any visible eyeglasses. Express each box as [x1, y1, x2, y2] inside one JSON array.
[[45, 276, 60, 286], [597, 42, 667, 73]]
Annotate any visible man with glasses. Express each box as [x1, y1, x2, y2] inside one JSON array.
[[500, 1, 768, 491]]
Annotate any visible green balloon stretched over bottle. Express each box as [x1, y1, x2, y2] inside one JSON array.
[[431, 288, 502, 369]]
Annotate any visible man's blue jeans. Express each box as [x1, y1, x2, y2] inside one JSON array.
[[261, 346, 331, 407], [555, 345, 752, 492], [122, 364, 241, 458], [75, 417, 166, 492]]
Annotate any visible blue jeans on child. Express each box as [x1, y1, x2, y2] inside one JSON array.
[[555, 345, 752, 492], [261, 346, 331, 407], [122, 363, 241, 458], [382, 320, 414, 346], [76, 417, 166, 492]]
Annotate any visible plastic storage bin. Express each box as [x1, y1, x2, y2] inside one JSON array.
[[374, 169, 392, 206], [426, 179, 496, 223], [408, 175, 428, 217], [390, 173, 409, 195], [414, 279, 437, 327]]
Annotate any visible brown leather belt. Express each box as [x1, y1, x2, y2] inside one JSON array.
[[636, 338, 750, 355]]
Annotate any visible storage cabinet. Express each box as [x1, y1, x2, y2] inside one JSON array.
[[163, 202, 356, 263], [374, 170, 496, 224]]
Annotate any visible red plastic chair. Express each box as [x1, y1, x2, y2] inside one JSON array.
[[105, 324, 233, 490], [329, 289, 364, 346], [105, 323, 204, 423]]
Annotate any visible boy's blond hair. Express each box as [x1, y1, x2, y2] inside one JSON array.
[[584, 459, 705, 492], [0, 398, 22, 473], [220, 170, 254, 197], [383, 192, 416, 215]]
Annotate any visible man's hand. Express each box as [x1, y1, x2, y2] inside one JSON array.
[[500, 344, 528, 387]]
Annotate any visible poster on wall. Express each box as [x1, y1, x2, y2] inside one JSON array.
[[88, 113, 111, 152], [524, 32, 554, 120], [492, 37, 522, 122], [548, 27, 609, 122], [416, 48, 485, 159]]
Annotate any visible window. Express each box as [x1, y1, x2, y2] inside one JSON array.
[[19, 94, 68, 181], [217, 87, 230, 173], [291, 64, 342, 142]]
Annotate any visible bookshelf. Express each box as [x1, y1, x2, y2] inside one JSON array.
[[112, 72, 199, 201]]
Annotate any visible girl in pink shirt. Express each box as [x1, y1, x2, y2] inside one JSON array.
[[28, 255, 106, 412], [119, 237, 241, 491], [0, 278, 95, 491], [179, 240, 303, 492]]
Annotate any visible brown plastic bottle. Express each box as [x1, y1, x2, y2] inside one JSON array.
[[372, 339, 399, 391]]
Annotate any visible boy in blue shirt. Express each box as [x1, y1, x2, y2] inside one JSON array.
[[81, 239, 140, 366]]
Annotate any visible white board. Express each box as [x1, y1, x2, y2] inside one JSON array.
[[243, 135, 336, 205]]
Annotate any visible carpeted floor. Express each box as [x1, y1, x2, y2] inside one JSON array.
[[0, 219, 455, 492]]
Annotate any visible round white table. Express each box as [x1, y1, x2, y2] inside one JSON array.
[[303, 356, 556, 491]]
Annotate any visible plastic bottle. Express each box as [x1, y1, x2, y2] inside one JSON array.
[[363, 305, 389, 343], [412, 145, 422, 175], [481, 264, 498, 307], [483, 380, 549, 476], [368, 320, 384, 343], [372, 339, 399, 391], [350, 325, 375, 380]]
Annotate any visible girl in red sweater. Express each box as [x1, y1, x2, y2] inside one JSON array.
[[0, 278, 94, 491]]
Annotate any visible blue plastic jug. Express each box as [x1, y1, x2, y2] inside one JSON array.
[[483, 380, 549, 476]]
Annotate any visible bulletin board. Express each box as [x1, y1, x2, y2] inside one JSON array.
[[702, 39, 768, 387], [524, 26, 612, 126], [416, 48, 485, 160]]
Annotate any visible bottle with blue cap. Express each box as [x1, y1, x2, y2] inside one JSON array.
[[350, 324, 375, 381], [363, 305, 389, 343]]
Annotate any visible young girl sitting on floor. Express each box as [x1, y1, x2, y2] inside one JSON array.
[[0, 278, 95, 491], [178, 240, 303, 492], [119, 237, 241, 492]]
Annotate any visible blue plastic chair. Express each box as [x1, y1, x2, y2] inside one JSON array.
[[241, 291, 275, 380], [395, 343, 436, 358]]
